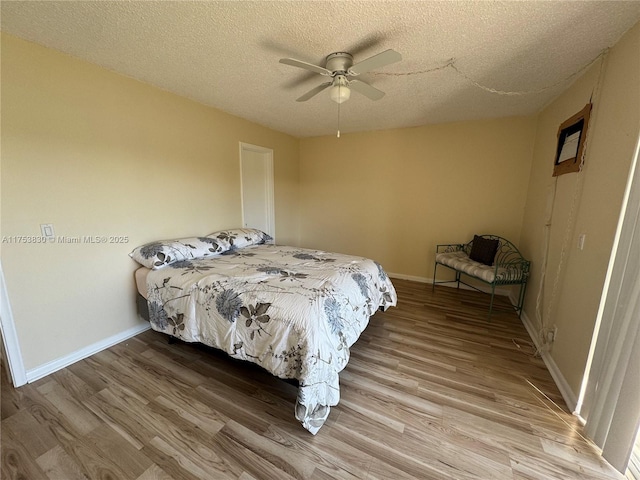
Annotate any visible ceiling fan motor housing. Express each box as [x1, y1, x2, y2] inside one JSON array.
[[325, 52, 354, 75]]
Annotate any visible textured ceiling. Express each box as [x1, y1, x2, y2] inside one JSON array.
[[2, 1, 640, 138]]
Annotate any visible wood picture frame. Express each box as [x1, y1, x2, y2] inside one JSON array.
[[553, 103, 592, 177]]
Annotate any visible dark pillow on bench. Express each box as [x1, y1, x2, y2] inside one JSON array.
[[469, 235, 499, 266]]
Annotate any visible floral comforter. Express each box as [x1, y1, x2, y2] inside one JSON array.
[[146, 244, 397, 434]]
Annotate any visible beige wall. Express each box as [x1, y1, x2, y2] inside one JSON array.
[[519, 22, 640, 396], [0, 34, 300, 371], [299, 118, 536, 280]]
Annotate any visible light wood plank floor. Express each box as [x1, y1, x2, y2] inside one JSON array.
[[1, 280, 625, 479]]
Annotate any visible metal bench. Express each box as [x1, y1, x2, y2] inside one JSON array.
[[432, 235, 530, 319]]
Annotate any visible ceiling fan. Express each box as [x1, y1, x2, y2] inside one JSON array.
[[279, 49, 402, 103]]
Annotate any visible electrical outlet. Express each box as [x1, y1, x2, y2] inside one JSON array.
[[544, 325, 558, 344]]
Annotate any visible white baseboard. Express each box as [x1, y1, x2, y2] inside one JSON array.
[[519, 309, 578, 412], [388, 272, 430, 283], [26, 322, 150, 383]]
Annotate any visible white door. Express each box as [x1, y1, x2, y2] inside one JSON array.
[[240, 143, 275, 240], [0, 262, 27, 387]]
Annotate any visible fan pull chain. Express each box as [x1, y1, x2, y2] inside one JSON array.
[[337, 87, 341, 138]]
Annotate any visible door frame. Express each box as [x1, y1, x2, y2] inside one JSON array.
[[239, 142, 275, 240], [0, 261, 27, 387]]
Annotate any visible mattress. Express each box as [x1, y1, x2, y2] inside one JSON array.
[[134, 266, 151, 299]]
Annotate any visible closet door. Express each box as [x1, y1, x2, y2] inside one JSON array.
[[239, 142, 275, 240]]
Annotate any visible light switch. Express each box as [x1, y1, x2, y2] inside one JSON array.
[[578, 234, 586, 250], [40, 223, 55, 239]]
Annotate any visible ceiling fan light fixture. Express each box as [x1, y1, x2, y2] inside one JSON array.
[[330, 75, 350, 104], [330, 84, 351, 104]]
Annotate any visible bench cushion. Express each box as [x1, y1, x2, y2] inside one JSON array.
[[435, 250, 527, 284], [436, 251, 497, 283]]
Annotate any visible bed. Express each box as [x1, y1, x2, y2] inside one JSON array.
[[130, 228, 397, 434]]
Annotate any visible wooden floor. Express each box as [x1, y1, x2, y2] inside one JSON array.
[[1, 280, 625, 479]]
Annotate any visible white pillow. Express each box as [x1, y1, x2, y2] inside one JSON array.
[[207, 228, 273, 250], [129, 236, 225, 269]]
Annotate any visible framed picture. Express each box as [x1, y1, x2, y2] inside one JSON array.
[[553, 103, 592, 176]]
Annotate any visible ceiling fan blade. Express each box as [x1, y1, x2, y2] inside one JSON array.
[[296, 82, 332, 102], [348, 79, 385, 101], [349, 49, 402, 75], [280, 58, 332, 76]]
